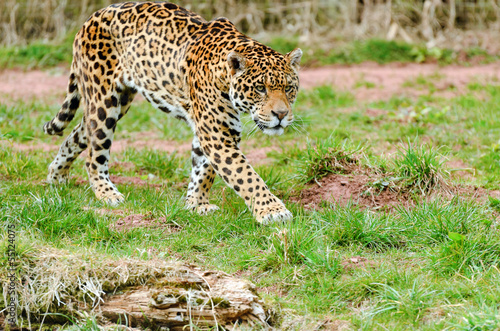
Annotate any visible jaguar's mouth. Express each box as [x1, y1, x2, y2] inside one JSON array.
[[254, 119, 286, 136], [261, 123, 285, 136]]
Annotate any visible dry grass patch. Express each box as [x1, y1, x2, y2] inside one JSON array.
[[2, 243, 269, 330]]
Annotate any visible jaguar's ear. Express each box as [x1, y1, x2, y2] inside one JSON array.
[[227, 51, 246, 76], [286, 48, 302, 70]]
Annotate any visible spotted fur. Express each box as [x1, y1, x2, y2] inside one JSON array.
[[43, 1, 302, 223]]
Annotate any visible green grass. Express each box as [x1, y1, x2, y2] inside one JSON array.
[[0, 32, 75, 69], [2, 71, 500, 329], [266, 37, 498, 67], [392, 139, 449, 194], [295, 136, 362, 184], [2, 35, 498, 70]]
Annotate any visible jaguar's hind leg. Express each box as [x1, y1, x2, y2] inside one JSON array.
[[46, 120, 88, 184], [185, 136, 219, 214], [84, 86, 135, 206]]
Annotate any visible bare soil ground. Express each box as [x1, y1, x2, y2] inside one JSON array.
[[293, 168, 500, 211], [2, 62, 500, 103]]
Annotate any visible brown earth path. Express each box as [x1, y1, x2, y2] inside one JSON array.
[[1, 62, 500, 103]]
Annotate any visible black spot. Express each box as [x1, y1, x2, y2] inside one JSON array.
[[104, 98, 113, 108], [193, 147, 203, 156], [97, 107, 106, 121], [69, 96, 80, 109], [69, 84, 77, 93], [105, 118, 116, 129], [95, 129, 106, 140], [58, 113, 68, 121], [102, 139, 112, 149], [120, 93, 129, 106], [96, 155, 107, 165], [225, 157, 232, 165]]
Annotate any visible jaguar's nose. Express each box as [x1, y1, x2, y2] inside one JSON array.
[[272, 109, 288, 120]]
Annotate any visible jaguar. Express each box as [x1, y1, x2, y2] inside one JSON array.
[[43, 1, 302, 223]]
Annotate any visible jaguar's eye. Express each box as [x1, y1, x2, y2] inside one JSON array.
[[285, 85, 293, 93], [255, 85, 266, 93]]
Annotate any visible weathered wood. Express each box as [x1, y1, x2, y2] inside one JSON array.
[[9, 245, 269, 330], [99, 270, 268, 330]]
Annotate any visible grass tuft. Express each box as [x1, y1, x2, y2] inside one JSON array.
[[296, 136, 362, 184], [393, 139, 449, 194], [430, 234, 500, 276]]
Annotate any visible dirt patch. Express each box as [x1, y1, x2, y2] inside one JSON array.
[[293, 170, 411, 211], [2, 137, 191, 154], [74, 175, 164, 187], [449, 185, 500, 202], [109, 161, 136, 172], [6, 141, 60, 152], [294, 169, 500, 211], [446, 159, 476, 181], [314, 319, 351, 331], [241, 145, 280, 165], [299, 62, 500, 101], [2, 62, 500, 103], [81, 206, 126, 217], [111, 138, 192, 154], [109, 174, 162, 187], [258, 285, 288, 298], [341, 256, 377, 271], [0, 67, 67, 103], [365, 107, 388, 117], [110, 213, 180, 232]]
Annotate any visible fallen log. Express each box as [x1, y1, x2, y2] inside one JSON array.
[[1, 245, 269, 330]]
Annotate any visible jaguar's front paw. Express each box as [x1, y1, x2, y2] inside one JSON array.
[[255, 201, 293, 225]]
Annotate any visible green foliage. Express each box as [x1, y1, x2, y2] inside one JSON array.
[[431, 234, 500, 276], [321, 206, 405, 249], [393, 139, 449, 194], [295, 136, 361, 184], [397, 198, 491, 245], [122, 149, 189, 180], [0, 34, 74, 69], [371, 281, 440, 322]]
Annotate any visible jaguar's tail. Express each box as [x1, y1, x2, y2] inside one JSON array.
[[43, 70, 81, 136]]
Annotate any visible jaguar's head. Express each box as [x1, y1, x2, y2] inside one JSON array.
[[227, 47, 302, 136]]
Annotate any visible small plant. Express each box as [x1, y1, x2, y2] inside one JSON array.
[[370, 281, 439, 322], [390, 104, 449, 124], [489, 197, 500, 212], [296, 136, 361, 184], [393, 139, 449, 194], [430, 233, 500, 276]]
